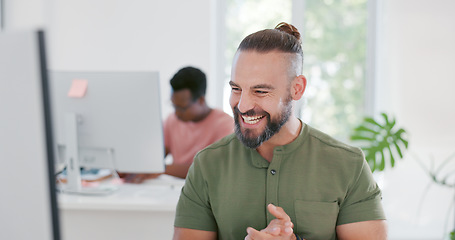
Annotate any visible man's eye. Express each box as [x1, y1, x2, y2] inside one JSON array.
[[255, 90, 268, 94], [231, 87, 241, 92]]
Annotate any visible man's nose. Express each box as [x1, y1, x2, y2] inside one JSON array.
[[237, 92, 255, 114]]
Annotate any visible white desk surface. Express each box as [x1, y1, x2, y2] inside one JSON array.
[[58, 175, 185, 240], [58, 174, 185, 211]]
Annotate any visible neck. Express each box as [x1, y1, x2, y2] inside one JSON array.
[[256, 117, 302, 162], [192, 105, 212, 122]]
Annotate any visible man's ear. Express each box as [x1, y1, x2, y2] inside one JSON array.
[[291, 75, 307, 100]]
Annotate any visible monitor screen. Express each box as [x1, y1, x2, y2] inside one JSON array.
[[48, 71, 165, 188], [0, 30, 61, 240]]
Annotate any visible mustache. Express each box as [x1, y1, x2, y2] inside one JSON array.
[[233, 106, 267, 117]]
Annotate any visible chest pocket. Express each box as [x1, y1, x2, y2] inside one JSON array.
[[294, 200, 339, 240]]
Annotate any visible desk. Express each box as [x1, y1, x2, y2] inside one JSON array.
[[58, 175, 185, 240]]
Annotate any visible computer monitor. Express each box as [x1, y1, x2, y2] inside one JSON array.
[[0, 30, 60, 239], [48, 71, 165, 194]]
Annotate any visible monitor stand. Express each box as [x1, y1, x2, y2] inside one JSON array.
[[59, 113, 118, 196]]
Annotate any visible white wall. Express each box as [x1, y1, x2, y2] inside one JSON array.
[[3, 0, 47, 29], [49, 0, 216, 119], [5, 0, 216, 119], [377, 0, 455, 239]]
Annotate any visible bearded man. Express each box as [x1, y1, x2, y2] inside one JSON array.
[[172, 22, 387, 240]]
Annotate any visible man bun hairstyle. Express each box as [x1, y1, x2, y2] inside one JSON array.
[[238, 22, 302, 55], [170, 66, 207, 101], [237, 22, 303, 76], [275, 22, 301, 44]]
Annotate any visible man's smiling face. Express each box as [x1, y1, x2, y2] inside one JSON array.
[[229, 50, 294, 148]]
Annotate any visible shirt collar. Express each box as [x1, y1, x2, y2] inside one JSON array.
[[249, 120, 309, 168]]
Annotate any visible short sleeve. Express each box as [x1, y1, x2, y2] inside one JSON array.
[[174, 155, 218, 231], [219, 114, 234, 137], [210, 111, 234, 141], [336, 159, 386, 225]]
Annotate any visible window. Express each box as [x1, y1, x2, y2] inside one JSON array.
[[221, 0, 372, 141], [300, 0, 370, 140], [222, 0, 292, 114]]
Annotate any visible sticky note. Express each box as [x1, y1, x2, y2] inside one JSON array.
[[67, 79, 88, 98]]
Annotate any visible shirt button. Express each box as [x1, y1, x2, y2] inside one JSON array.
[[270, 169, 276, 175]]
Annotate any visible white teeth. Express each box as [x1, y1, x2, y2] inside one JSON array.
[[242, 115, 264, 124]]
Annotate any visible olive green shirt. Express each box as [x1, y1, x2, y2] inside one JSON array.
[[174, 123, 385, 240]]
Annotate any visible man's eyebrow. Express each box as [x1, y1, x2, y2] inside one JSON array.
[[228, 81, 275, 90], [229, 81, 239, 87], [252, 84, 274, 90]]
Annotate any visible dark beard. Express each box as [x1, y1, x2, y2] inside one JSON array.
[[233, 98, 292, 149]]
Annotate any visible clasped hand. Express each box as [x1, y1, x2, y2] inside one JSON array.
[[244, 204, 299, 240]]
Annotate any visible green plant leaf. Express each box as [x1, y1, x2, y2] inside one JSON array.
[[395, 128, 406, 136], [388, 145, 395, 167], [350, 135, 376, 141], [350, 112, 409, 172], [364, 117, 382, 128], [379, 151, 385, 171], [353, 125, 379, 135], [381, 113, 389, 125], [393, 142, 403, 158]]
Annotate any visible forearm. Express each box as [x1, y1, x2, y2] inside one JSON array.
[[164, 163, 192, 179], [173, 227, 217, 240], [336, 220, 387, 240]]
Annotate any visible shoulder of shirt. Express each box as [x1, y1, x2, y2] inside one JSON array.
[[193, 133, 238, 158], [209, 109, 233, 120], [305, 124, 364, 158], [204, 109, 234, 129], [164, 112, 178, 123]]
